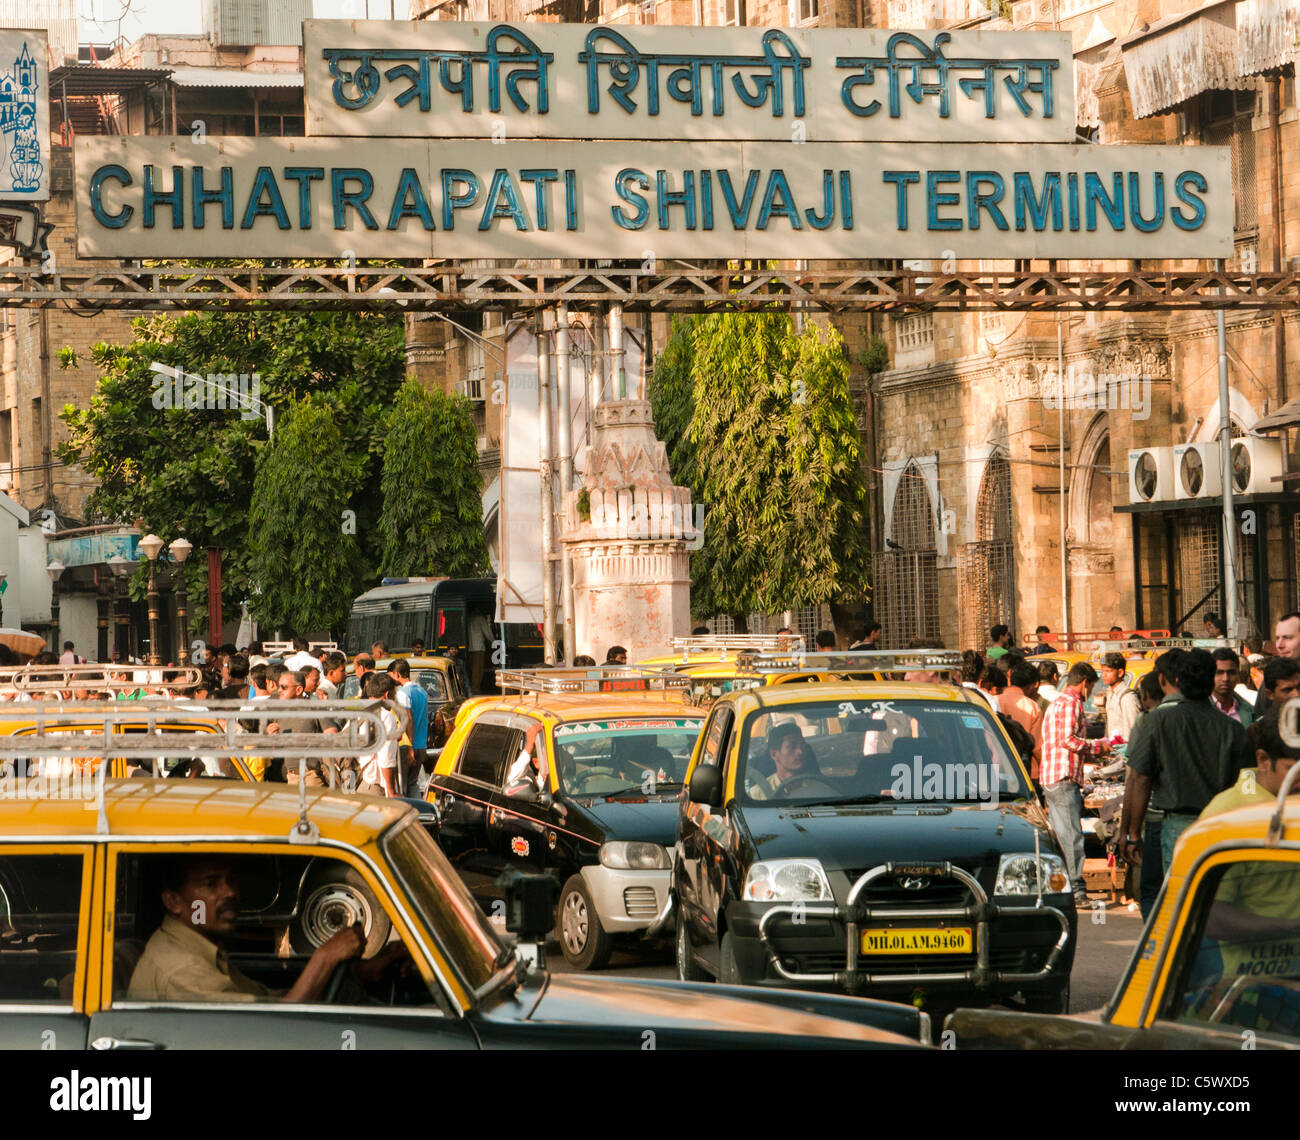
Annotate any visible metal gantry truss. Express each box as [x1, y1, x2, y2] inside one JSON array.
[[6, 263, 1300, 312]]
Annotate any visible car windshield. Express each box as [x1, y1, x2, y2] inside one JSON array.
[[737, 698, 1032, 806], [380, 816, 506, 994], [552, 716, 705, 796]]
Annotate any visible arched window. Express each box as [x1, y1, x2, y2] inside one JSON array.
[[874, 463, 939, 647], [959, 455, 1015, 650]]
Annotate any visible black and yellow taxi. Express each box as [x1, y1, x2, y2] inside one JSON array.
[[426, 668, 706, 969], [947, 700, 1300, 1049], [674, 670, 1076, 1016], [0, 700, 932, 1050]]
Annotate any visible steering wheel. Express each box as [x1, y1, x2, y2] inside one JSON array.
[[774, 774, 840, 798]]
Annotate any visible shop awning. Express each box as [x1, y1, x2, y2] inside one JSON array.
[[1120, 0, 1251, 119], [1237, 0, 1300, 76], [1250, 395, 1300, 433], [166, 67, 303, 89]]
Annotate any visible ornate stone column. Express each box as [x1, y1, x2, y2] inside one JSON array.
[[561, 400, 693, 662]]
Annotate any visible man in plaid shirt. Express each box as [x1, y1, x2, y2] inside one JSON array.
[[1040, 662, 1110, 907]]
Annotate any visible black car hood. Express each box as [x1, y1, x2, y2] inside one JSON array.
[[569, 794, 681, 846], [474, 971, 929, 1047], [741, 800, 1054, 869]]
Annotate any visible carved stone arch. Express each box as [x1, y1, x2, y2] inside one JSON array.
[[975, 453, 1012, 543], [1069, 413, 1114, 549]]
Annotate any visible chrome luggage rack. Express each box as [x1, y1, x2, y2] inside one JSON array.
[[496, 667, 692, 696], [734, 649, 962, 674], [0, 663, 205, 693], [666, 634, 806, 660]]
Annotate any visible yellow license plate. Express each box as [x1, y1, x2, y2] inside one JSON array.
[[861, 927, 973, 955]]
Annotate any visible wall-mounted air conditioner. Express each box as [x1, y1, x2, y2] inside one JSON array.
[[1128, 446, 1175, 504], [1228, 436, 1285, 495], [1173, 442, 1222, 499]]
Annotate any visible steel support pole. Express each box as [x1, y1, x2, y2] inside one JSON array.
[[1217, 265, 1239, 639], [556, 304, 575, 667], [538, 311, 558, 664], [1058, 310, 1070, 639], [609, 302, 626, 400]]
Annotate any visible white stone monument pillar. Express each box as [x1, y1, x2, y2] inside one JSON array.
[[561, 400, 694, 662]]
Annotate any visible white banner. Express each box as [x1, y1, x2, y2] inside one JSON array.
[[75, 136, 1232, 260], [498, 326, 547, 627], [0, 30, 49, 202], [303, 20, 1075, 144]]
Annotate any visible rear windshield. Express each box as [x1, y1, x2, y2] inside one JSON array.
[[552, 717, 704, 796]]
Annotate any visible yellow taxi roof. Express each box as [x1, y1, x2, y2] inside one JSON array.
[[1168, 797, 1300, 870], [376, 655, 455, 669], [0, 779, 410, 843]]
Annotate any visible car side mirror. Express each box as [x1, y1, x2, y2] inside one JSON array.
[[688, 764, 722, 807], [496, 869, 558, 943]]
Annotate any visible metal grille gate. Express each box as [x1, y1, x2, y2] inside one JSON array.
[[876, 463, 940, 647], [959, 456, 1014, 651]]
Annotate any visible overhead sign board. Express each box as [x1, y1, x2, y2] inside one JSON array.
[[303, 20, 1075, 144], [75, 135, 1232, 260], [0, 30, 49, 202]]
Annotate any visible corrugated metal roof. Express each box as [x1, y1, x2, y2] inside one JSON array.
[[1120, 0, 1249, 119], [167, 66, 303, 89], [49, 63, 172, 95]]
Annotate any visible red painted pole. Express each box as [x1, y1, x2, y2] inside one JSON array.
[[207, 547, 223, 650]]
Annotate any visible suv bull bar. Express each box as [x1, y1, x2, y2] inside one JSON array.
[[755, 861, 1070, 994]]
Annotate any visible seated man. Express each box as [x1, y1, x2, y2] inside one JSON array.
[[749, 722, 810, 800], [505, 724, 548, 797], [128, 855, 396, 1002]]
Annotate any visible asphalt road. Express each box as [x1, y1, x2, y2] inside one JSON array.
[[549, 900, 1146, 1016]]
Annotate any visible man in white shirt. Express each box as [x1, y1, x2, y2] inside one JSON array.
[[357, 672, 400, 796], [1099, 652, 1142, 742], [505, 723, 547, 796]]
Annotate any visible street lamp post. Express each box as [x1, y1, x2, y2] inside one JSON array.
[[169, 537, 193, 665], [46, 560, 65, 657], [96, 575, 111, 663], [139, 534, 164, 665], [107, 554, 133, 662]]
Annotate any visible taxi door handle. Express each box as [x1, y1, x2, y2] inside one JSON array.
[[90, 1036, 164, 1051]]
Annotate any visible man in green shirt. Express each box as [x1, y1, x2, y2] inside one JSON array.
[[1121, 649, 1253, 871], [1201, 713, 1299, 820]]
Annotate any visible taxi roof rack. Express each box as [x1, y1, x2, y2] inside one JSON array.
[[496, 667, 692, 696], [0, 699, 399, 761], [667, 634, 805, 659], [0, 700, 404, 841], [734, 649, 962, 674], [0, 664, 204, 693]]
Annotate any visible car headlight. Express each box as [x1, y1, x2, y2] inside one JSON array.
[[600, 841, 671, 870], [743, 858, 833, 902], [995, 853, 1069, 895]]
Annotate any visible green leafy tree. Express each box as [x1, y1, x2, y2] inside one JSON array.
[[649, 313, 872, 626], [57, 309, 405, 629], [247, 398, 363, 635], [377, 379, 490, 578]]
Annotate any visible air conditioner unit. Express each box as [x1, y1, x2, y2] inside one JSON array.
[[1128, 446, 1174, 504], [1228, 436, 1285, 495], [1173, 442, 1222, 499]]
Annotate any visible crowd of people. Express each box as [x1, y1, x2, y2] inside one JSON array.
[[860, 611, 1300, 913]]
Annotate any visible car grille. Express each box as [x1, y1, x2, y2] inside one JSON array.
[[790, 945, 1047, 977], [623, 886, 659, 919], [844, 863, 989, 911]]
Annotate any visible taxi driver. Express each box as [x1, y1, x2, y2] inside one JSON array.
[[128, 855, 401, 1003], [749, 722, 807, 800]]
